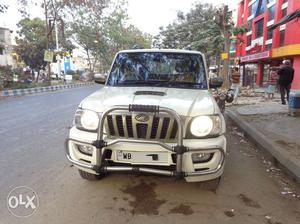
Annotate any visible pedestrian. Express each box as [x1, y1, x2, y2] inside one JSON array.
[[266, 67, 278, 100], [277, 60, 294, 105], [231, 67, 241, 104]]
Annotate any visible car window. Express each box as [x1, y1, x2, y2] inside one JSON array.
[[107, 52, 207, 89]]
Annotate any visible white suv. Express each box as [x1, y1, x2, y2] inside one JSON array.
[[65, 49, 226, 190]]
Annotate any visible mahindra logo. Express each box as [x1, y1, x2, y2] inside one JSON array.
[[135, 114, 150, 122]]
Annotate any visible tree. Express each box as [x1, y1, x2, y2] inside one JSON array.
[[154, 3, 223, 66], [14, 18, 48, 80], [154, 3, 247, 88], [68, 2, 151, 72], [0, 4, 8, 13]]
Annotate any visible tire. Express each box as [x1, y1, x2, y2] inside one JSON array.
[[78, 169, 105, 181], [199, 177, 221, 191]]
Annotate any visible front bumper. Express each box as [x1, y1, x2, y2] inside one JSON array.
[[65, 105, 226, 182]]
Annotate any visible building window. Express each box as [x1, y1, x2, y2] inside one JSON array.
[[247, 35, 252, 46], [255, 19, 264, 38], [247, 19, 252, 31], [248, 4, 253, 16], [279, 30, 285, 46], [267, 28, 273, 40], [283, 0, 288, 3], [266, 43, 272, 50], [282, 8, 287, 17], [250, 0, 267, 17], [268, 5, 275, 21], [0, 47, 4, 55]]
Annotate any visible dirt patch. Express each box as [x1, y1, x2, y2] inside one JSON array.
[[168, 203, 194, 216], [224, 210, 235, 217], [119, 207, 126, 212], [238, 194, 260, 208], [122, 181, 166, 215], [276, 140, 300, 150]]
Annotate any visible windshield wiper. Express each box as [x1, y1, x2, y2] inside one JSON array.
[[114, 80, 160, 86], [154, 81, 206, 88]]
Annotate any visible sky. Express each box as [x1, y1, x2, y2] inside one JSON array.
[[0, 0, 240, 36]]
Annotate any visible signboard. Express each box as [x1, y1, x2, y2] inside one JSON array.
[[240, 51, 271, 63], [64, 57, 71, 72], [221, 53, 228, 60], [44, 50, 54, 62]]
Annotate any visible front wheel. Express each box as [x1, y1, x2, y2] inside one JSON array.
[[78, 169, 105, 181], [199, 177, 221, 191]]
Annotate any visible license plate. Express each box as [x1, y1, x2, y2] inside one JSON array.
[[116, 150, 168, 164]]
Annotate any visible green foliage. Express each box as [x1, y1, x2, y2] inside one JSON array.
[[66, 70, 80, 80], [0, 4, 8, 13], [67, 2, 151, 72], [3, 82, 49, 90], [14, 18, 47, 71], [154, 3, 243, 65], [154, 3, 223, 60]]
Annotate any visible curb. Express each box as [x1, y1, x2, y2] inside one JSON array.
[[226, 110, 300, 183], [1, 82, 95, 98]]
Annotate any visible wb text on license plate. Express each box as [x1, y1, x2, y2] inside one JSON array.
[[116, 151, 168, 163]]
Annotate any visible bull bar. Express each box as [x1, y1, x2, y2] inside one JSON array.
[[65, 105, 225, 178]]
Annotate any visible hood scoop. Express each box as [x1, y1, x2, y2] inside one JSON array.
[[134, 91, 166, 96]]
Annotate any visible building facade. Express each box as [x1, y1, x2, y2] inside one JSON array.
[[0, 27, 14, 67], [235, 0, 300, 90]]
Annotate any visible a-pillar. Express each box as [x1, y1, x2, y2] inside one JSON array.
[[256, 62, 264, 87]]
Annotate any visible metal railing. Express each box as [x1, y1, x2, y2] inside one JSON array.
[[65, 104, 225, 178]]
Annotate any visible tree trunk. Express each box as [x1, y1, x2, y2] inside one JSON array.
[[220, 37, 231, 89], [86, 48, 92, 71], [36, 70, 40, 82]]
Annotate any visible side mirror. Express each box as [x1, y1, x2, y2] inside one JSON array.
[[94, 80, 106, 85], [209, 77, 224, 89], [94, 73, 107, 85]]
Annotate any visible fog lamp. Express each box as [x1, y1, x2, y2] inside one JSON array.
[[191, 153, 213, 163], [77, 144, 94, 155]]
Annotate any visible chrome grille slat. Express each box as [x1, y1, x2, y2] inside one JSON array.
[[112, 115, 120, 137], [166, 118, 175, 139], [122, 116, 129, 138], [146, 116, 154, 139], [106, 113, 178, 141], [155, 117, 164, 139]]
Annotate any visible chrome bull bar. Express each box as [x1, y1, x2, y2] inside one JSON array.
[[65, 104, 225, 178]]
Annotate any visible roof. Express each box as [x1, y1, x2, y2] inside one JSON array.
[[118, 48, 203, 55]]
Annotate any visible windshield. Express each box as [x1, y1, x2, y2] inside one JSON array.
[[107, 52, 208, 89]]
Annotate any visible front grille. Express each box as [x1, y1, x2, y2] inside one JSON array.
[[105, 114, 178, 141]]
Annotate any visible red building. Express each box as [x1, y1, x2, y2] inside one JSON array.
[[235, 0, 300, 90]]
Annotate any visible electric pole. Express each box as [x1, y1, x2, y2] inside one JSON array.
[[44, 0, 51, 82]]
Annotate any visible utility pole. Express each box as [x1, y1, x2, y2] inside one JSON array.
[[44, 0, 51, 83], [52, 0, 62, 81]]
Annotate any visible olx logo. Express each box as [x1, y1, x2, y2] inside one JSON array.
[[7, 186, 39, 217]]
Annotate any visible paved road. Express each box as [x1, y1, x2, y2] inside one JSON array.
[[0, 86, 299, 224]]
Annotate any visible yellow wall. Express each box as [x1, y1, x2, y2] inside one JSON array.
[[272, 44, 300, 58]]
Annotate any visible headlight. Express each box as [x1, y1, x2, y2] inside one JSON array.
[[189, 115, 222, 137], [74, 109, 99, 131]]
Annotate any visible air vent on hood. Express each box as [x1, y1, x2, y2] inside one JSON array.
[[134, 91, 166, 96]]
